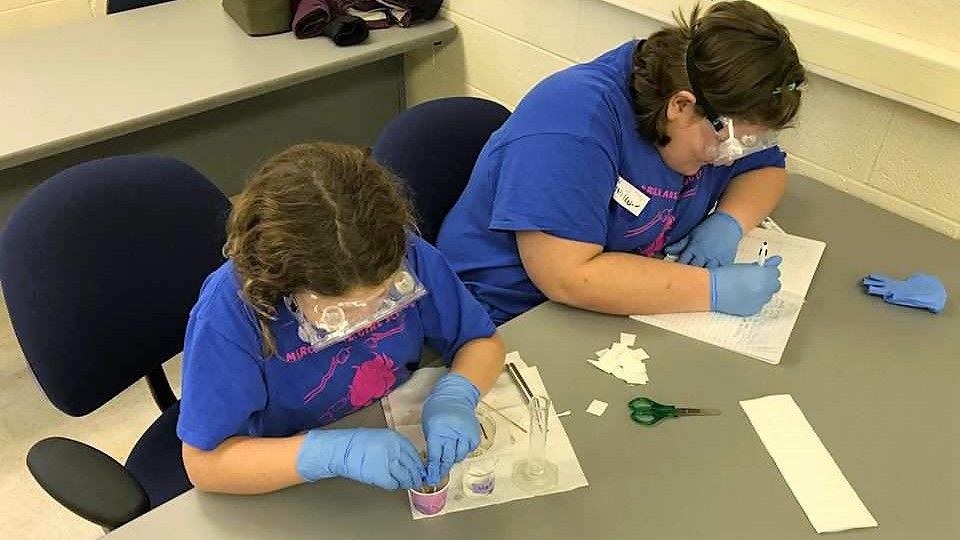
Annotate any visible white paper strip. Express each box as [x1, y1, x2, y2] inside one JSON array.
[[740, 395, 878, 533]]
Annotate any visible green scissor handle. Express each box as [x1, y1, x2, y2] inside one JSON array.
[[628, 397, 677, 426]]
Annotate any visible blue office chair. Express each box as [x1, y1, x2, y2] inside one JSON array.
[[107, 0, 176, 14], [372, 97, 511, 244], [0, 156, 230, 529]]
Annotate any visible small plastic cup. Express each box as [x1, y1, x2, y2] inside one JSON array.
[[409, 476, 450, 515], [461, 454, 497, 497]]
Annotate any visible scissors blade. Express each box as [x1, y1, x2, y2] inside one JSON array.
[[675, 408, 721, 417]]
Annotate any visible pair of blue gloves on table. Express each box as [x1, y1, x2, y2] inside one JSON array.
[[666, 211, 782, 317], [295, 373, 480, 490]]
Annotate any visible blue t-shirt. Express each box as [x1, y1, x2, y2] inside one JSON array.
[[177, 236, 496, 451], [436, 41, 786, 324]]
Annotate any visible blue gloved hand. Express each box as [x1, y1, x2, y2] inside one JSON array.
[[862, 273, 946, 313], [665, 211, 743, 268], [709, 256, 783, 316], [421, 373, 480, 486], [295, 428, 424, 490]]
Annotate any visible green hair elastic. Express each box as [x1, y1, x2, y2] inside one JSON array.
[[772, 80, 805, 94]]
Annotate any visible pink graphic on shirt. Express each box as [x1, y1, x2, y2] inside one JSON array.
[[642, 185, 680, 200], [303, 347, 352, 404], [313, 353, 400, 423], [679, 170, 702, 199], [348, 353, 398, 407], [317, 396, 351, 425], [624, 208, 676, 256], [284, 344, 317, 363], [364, 323, 405, 349], [684, 169, 703, 185]]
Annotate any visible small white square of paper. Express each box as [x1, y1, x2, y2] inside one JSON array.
[[619, 333, 637, 347], [586, 400, 609, 417]]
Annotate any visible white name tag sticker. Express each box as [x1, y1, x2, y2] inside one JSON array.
[[613, 177, 650, 216]]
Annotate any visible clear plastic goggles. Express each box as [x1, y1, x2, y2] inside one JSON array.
[[704, 116, 779, 167], [285, 264, 427, 350]]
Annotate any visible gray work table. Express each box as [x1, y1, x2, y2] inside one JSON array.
[[103, 175, 959, 540], [1, 0, 454, 221]]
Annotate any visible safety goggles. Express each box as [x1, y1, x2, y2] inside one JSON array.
[[702, 116, 779, 167], [285, 264, 427, 350]]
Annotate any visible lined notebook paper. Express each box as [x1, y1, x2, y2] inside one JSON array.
[[632, 228, 826, 364]]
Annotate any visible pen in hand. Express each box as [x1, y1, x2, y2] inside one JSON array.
[[757, 241, 769, 265]]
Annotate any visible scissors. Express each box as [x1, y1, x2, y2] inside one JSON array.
[[628, 396, 721, 426]]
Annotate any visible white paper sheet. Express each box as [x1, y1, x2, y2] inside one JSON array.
[[382, 361, 589, 519], [740, 395, 878, 533], [633, 229, 825, 364]]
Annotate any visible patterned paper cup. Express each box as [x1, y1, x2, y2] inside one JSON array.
[[409, 476, 450, 515]]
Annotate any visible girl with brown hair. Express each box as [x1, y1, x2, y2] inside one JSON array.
[[177, 142, 504, 494], [438, 1, 806, 324]]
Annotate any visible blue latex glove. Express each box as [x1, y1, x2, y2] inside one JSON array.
[[295, 428, 424, 490], [665, 211, 743, 268], [421, 373, 480, 485], [709, 256, 783, 316], [862, 273, 946, 313]]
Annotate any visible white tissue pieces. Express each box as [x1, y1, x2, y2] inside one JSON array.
[[586, 333, 649, 385]]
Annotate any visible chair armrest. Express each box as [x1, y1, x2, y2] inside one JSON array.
[[27, 437, 150, 530]]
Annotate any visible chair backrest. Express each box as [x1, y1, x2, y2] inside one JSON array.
[[0, 156, 230, 416], [372, 97, 510, 244], [107, 0, 175, 14]]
